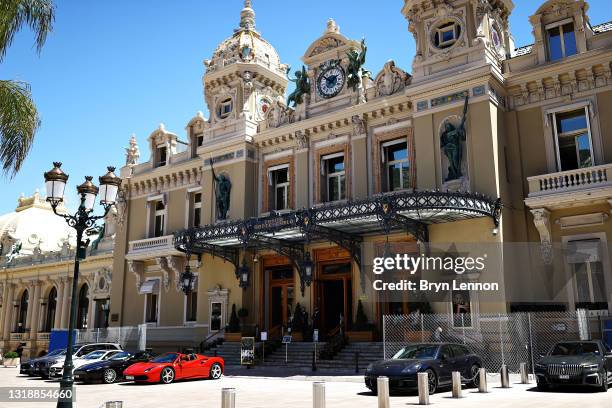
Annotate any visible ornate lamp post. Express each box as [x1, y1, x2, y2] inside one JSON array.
[[43, 163, 121, 408], [300, 251, 314, 287], [180, 263, 196, 295]]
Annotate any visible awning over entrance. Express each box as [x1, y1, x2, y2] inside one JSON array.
[[173, 190, 501, 293]]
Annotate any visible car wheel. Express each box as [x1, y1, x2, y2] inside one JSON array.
[[600, 370, 609, 392], [103, 368, 117, 384], [468, 364, 480, 388], [425, 369, 437, 395], [536, 378, 549, 391], [210, 363, 223, 380], [161, 367, 175, 384]]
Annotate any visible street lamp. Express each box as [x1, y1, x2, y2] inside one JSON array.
[[238, 257, 250, 289], [180, 263, 196, 295], [300, 251, 314, 287], [43, 162, 121, 408], [101, 301, 110, 329]]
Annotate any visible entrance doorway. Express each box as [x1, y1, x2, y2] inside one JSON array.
[[266, 266, 295, 338], [315, 258, 352, 338]]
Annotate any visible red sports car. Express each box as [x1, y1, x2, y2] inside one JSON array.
[[123, 352, 224, 384]]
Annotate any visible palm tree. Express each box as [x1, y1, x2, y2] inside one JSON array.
[[0, 0, 54, 177]]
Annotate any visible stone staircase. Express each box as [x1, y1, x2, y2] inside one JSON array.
[[208, 341, 242, 366]]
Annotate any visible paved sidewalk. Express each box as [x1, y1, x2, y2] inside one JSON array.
[[0, 366, 610, 408]]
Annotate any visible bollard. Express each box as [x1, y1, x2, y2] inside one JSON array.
[[520, 362, 529, 384], [377, 376, 390, 408], [451, 371, 462, 398], [221, 388, 236, 408], [105, 403, 123, 408], [417, 372, 429, 405], [313, 381, 325, 408], [500, 364, 510, 388], [478, 368, 488, 393]]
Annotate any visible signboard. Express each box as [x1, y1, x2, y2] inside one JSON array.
[[282, 335, 292, 344], [240, 337, 255, 366], [313, 329, 319, 343], [260, 331, 267, 341]]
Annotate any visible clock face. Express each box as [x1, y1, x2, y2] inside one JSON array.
[[317, 66, 345, 99]]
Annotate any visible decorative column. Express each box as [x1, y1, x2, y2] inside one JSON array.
[[28, 282, 41, 340], [60, 278, 71, 329], [54, 279, 64, 329], [2, 283, 15, 340]]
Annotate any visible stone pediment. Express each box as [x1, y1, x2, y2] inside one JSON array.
[[302, 19, 359, 63]]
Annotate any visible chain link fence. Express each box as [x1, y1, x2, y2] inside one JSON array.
[[383, 311, 609, 373], [75, 326, 144, 351]]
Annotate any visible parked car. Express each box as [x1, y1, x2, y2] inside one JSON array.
[[20, 349, 62, 376], [123, 352, 224, 384], [535, 340, 612, 392], [49, 349, 122, 379], [364, 343, 482, 394], [36, 343, 122, 379], [74, 350, 156, 384]]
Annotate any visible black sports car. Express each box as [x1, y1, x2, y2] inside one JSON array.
[[18, 350, 55, 376], [29, 349, 67, 378], [535, 340, 612, 392], [364, 343, 482, 394], [73, 350, 156, 384]]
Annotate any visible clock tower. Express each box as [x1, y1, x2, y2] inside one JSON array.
[[302, 19, 365, 116]]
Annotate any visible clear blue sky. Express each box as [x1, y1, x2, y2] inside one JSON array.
[[1, 0, 610, 214]]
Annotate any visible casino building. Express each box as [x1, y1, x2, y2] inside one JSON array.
[[108, 0, 612, 346]]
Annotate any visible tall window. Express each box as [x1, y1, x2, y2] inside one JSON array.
[[547, 21, 577, 61], [185, 290, 197, 323], [77, 284, 89, 330], [155, 146, 167, 167], [145, 293, 158, 323], [153, 201, 165, 237], [16, 290, 28, 332], [552, 107, 593, 171], [189, 193, 202, 228], [44, 287, 57, 332], [566, 239, 607, 309], [381, 140, 410, 192], [268, 165, 290, 211], [321, 153, 346, 202]]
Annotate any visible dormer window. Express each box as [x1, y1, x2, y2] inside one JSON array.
[[155, 146, 167, 168], [217, 97, 233, 120], [547, 20, 577, 61], [432, 20, 461, 49]]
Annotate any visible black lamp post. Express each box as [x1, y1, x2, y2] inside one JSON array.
[[44, 163, 121, 408], [101, 301, 110, 329], [180, 263, 196, 295], [238, 257, 250, 289], [300, 251, 314, 287]]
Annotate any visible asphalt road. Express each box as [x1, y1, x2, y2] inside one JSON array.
[[0, 366, 610, 408]]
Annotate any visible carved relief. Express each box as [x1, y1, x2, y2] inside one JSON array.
[[374, 60, 411, 97], [128, 261, 144, 291], [531, 208, 553, 265]]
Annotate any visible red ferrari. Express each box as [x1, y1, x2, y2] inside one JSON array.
[[123, 352, 224, 384]]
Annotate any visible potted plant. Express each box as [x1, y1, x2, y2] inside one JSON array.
[[225, 304, 242, 342], [347, 300, 375, 342], [3, 351, 20, 368]]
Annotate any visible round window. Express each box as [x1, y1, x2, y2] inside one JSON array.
[[431, 20, 462, 50]]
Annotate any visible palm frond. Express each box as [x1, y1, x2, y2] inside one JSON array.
[[0, 0, 55, 62], [0, 79, 39, 177]]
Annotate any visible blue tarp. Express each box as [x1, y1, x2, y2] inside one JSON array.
[[48, 329, 76, 352]]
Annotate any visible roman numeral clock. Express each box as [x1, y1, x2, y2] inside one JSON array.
[[316, 60, 345, 99]]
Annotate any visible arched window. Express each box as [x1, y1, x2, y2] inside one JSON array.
[[44, 287, 57, 332], [16, 290, 28, 332], [76, 284, 89, 330]]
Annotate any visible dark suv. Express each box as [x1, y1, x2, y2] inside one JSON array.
[[535, 340, 612, 391]]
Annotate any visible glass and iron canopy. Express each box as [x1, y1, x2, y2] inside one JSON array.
[[174, 190, 501, 294]]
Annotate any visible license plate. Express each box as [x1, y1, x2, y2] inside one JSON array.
[[125, 376, 134, 380], [559, 375, 570, 380]]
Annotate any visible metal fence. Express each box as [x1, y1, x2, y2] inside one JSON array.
[[383, 311, 610, 373], [76, 326, 143, 350]]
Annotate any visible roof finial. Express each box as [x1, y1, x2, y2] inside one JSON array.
[[239, 0, 256, 31]]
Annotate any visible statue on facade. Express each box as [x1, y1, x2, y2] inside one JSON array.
[[286, 65, 310, 108], [346, 38, 372, 102], [5, 240, 21, 264], [211, 158, 232, 220], [125, 134, 140, 167], [441, 96, 469, 181]]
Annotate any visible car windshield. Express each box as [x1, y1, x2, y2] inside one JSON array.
[[110, 352, 132, 361], [550, 342, 600, 356], [151, 353, 178, 363], [392, 345, 439, 360], [83, 351, 106, 360]]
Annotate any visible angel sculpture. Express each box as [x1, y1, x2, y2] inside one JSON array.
[[346, 38, 372, 92], [286, 65, 311, 108]]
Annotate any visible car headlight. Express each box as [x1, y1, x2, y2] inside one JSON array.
[[401, 364, 421, 374], [582, 363, 599, 370]]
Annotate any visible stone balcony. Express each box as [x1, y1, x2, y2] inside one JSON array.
[[37, 333, 51, 342], [525, 163, 612, 210], [9, 333, 24, 341], [126, 235, 182, 261]]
